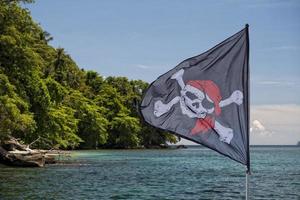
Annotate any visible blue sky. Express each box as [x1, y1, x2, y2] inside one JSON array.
[[25, 0, 300, 144]]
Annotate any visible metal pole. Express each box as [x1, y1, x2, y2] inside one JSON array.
[[246, 170, 250, 200], [245, 23, 250, 200]]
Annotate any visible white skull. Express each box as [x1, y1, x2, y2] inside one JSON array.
[[152, 68, 243, 144], [180, 85, 214, 119]]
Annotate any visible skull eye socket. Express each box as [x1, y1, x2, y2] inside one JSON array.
[[202, 97, 214, 109], [185, 91, 198, 100], [192, 102, 199, 108]]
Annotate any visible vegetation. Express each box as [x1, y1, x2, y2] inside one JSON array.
[[0, 1, 178, 149]]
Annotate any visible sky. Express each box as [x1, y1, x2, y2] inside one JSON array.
[[25, 0, 300, 145]]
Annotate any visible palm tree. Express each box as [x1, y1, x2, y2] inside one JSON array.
[[39, 31, 53, 43]]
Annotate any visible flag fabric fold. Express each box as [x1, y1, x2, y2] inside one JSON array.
[[140, 26, 250, 167]]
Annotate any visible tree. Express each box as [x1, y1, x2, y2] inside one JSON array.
[[39, 31, 53, 44], [0, 0, 178, 150], [139, 126, 178, 147], [94, 84, 123, 120], [105, 76, 136, 108], [109, 110, 141, 148], [64, 91, 109, 149], [85, 70, 104, 95], [51, 48, 85, 89], [33, 105, 81, 149], [0, 2, 80, 149], [45, 77, 67, 105], [0, 74, 36, 141], [2, 0, 35, 4]]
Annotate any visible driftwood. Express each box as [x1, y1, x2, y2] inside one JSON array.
[[0, 137, 64, 167], [0, 145, 45, 167]]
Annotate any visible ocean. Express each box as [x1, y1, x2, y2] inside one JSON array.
[[0, 146, 299, 200]]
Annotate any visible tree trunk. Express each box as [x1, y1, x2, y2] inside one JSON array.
[[0, 137, 71, 167], [0, 145, 45, 167]]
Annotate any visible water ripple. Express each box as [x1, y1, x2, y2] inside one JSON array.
[[0, 147, 299, 200]]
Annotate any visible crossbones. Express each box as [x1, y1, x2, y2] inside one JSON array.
[[153, 69, 243, 144]]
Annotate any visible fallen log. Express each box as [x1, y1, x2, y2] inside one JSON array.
[[44, 153, 56, 164], [0, 145, 45, 167], [2, 137, 29, 151], [0, 137, 67, 167]]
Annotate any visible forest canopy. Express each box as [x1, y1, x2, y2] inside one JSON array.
[[0, 1, 178, 149]]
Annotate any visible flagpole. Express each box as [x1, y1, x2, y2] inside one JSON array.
[[246, 170, 249, 200], [245, 23, 250, 200]]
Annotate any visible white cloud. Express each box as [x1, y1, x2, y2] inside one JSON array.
[[252, 120, 265, 131], [250, 119, 273, 136], [251, 104, 300, 145]]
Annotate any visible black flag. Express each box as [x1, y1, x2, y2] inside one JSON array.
[[140, 26, 250, 168]]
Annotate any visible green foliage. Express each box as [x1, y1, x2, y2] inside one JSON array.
[[94, 84, 123, 120], [0, 74, 36, 140], [108, 109, 141, 148], [65, 91, 109, 149], [1, 0, 35, 4], [45, 77, 67, 105], [0, 0, 178, 148], [50, 48, 85, 89], [45, 106, 81, 149], [85, 70, 103, 94]]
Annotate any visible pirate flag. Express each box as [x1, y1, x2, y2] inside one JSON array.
[[140, 25, 250, 167]]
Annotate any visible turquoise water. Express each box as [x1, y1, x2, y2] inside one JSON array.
[[0, 147, 299, 200]]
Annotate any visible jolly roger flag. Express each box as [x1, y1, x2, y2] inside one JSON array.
[[140, 25, 250, 168]]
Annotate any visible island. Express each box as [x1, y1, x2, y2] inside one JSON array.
[[0, 0, 178, 167]]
